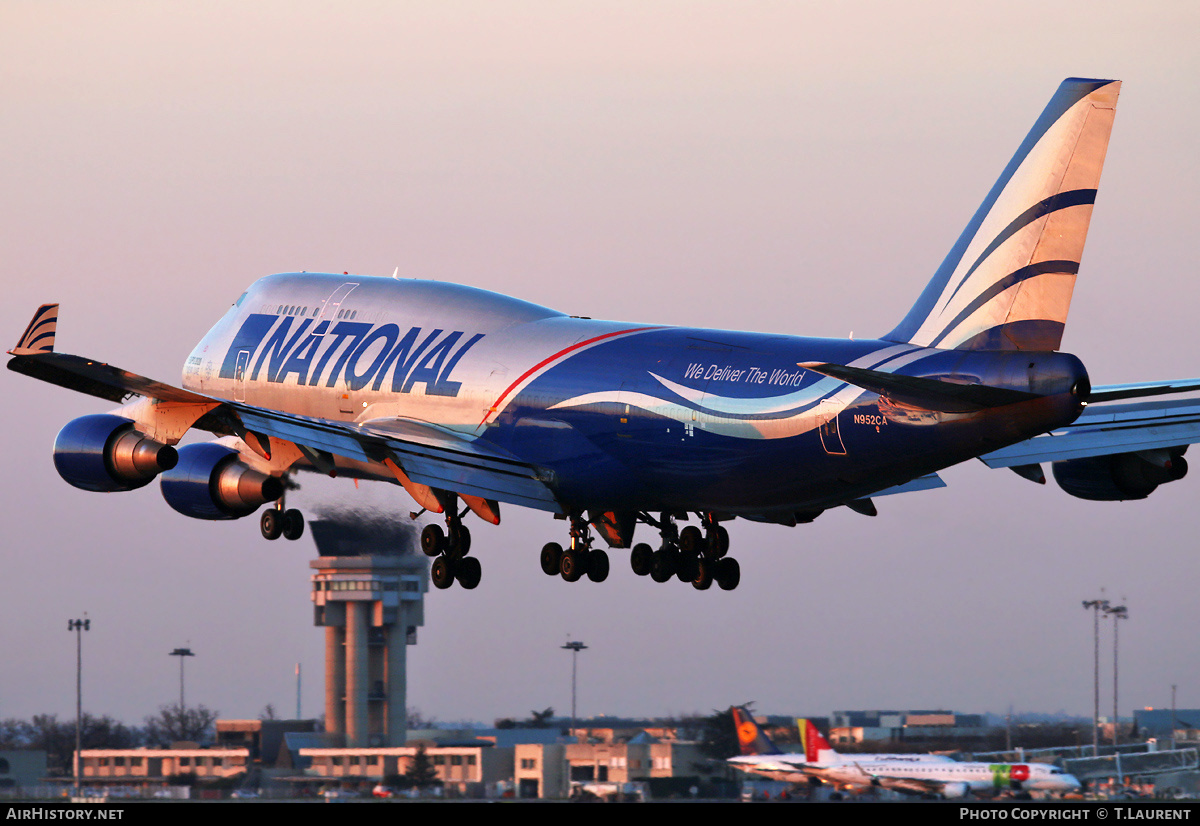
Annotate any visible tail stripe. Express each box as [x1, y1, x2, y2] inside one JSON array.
[[940, 189, 1095, 311], [14, 304, 58, 353], [929, 259, 1080, 348]]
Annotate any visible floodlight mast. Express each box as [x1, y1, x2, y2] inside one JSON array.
[[1082, 597, 1110, 756], [170, 647, 196, 711], [67, 616, 90, 797], [562, 639, 588, 741]]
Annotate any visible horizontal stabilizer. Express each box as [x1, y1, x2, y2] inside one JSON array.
[[874, 473, 946, 496], [981, 397, 1200, 468], [1087, 378, 1200, 403], [799, 362, 1038, 412]]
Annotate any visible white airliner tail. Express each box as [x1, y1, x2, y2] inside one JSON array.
[[887, 78, 1120, 352]]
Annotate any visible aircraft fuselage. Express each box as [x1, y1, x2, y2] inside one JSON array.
[[184, 272, 1087, 521]]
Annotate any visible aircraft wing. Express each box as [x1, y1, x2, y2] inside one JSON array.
[[232, 406, 559, 511], [868, 773, 944, 796], [980, 394, 1200, 468], [726, 756, 817, 783], [7, 349, 213, 405], [7, 345, 561, 513]]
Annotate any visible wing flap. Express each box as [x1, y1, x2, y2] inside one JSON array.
[[232, 406, 561, 511]]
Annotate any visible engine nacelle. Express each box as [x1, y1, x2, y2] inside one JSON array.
[[940, 782, 970, 799], [160, 442, 283, 520], [1052, 448, 1188, 501], [53, 414, 179, 492]]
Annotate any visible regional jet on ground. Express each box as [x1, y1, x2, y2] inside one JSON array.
[[11, 78, 1200, 590], [727, 707, 1080, 799]]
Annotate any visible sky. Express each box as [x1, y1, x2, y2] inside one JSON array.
[[1, 1, 1197, 730]]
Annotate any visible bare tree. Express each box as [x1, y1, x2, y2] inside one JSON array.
[[143, 704, 218, 746]]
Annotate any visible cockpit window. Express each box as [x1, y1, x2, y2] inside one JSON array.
[[234, 292, 248, 308]]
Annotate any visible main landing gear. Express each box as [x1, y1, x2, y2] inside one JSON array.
[[538, 516, 610, 584], [260, 496, 305, 541], [421, 505, 482, 590], [540, 512, 740, 590], [629, 512, 740, 591]]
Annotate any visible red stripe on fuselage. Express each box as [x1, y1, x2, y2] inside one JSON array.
[[480, 326, 662, 426]]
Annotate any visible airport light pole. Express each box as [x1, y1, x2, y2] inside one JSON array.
[[1082, 597, 1109, 756], [561, 639, 587, 742], [67, 616, 90, 796], [170, 647, 195, 711], [1105, 604, 1128, 748]]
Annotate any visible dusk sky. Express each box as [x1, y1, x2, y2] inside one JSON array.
[[2, 2, 1197, 730]]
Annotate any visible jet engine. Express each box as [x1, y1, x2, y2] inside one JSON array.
[[1052, 447, 1188, 501], [940, 782, 970, 799], [160, 442, 283, 519], [53, 414, 179, 492]]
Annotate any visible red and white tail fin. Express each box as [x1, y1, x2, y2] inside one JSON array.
[[798, 718, 839, 763]]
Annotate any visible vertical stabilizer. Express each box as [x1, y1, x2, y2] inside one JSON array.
[[732, 706, 782, 756], [886, 78, 1120, 351], [798, 717, 839, 763]]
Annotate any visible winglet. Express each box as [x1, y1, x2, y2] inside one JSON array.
[[11, 304, 58, 355]]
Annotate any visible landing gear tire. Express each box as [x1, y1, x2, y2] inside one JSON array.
[[540, 542, 563, 576], [260, 509, 283, 540], [716, 557, 741, 591], [706, 525, 729, 559], [421, 524, 446, 557], [449, 524, 471, 558], [650, 549, 676, 583], [431, 555, 456, 589], [455, 556, 482, 589], [691, 558, 713, 590], [630, 543, 653, 576], [282, 509, 305, 541], [586, 550, 609, 583], [676, 554, 698, 583], [679, 525, 703, 554], [560, 548, 589, 582]]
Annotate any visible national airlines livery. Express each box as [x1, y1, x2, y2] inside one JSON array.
[[10, 79, 1200, 591], [727, 707, 1080, 799]]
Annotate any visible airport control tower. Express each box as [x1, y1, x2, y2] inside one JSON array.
[[308, 513, 427, 747]]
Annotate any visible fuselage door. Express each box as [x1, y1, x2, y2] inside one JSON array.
[[318, 282, 359, 334], [339, 376, 355, 415], [234, 349, 250, 402], [819, 399, 847, 455]]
